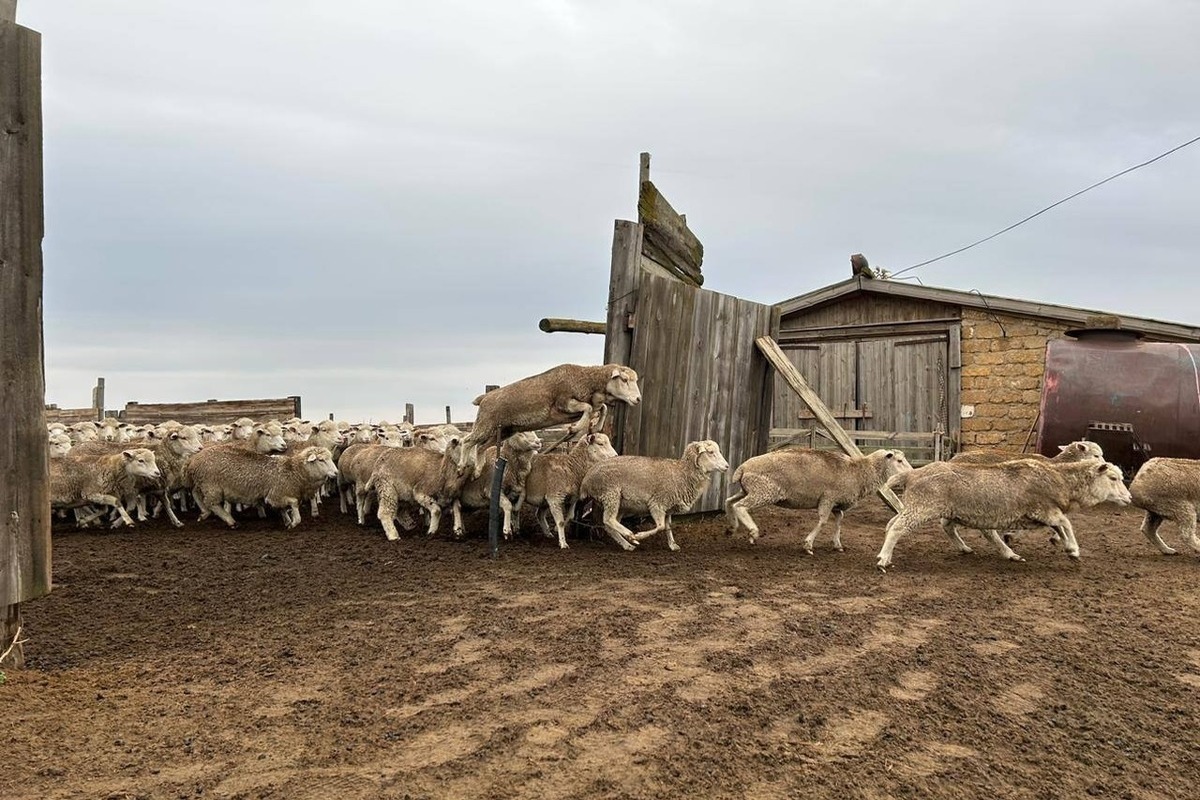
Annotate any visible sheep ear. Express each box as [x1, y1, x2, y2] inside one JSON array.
[[1076, 442, 1087, 452], [306, 451, 319, 462], [611, 368, 621, 379], [1096, 462, 1107, 473], [885, 451, 895, 459], [122, 450, 135, 460], [1057, 445, 1068, 452]]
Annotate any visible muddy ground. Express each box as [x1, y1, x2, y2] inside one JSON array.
[[3, 501, 1199, 800]]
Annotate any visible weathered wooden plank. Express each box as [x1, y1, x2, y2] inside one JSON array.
[[638, 180, 703, 286], [0, 1, 14, 24], [605, 220, 642, 453], [0, 19, 49, 610], [756, 337, 902, 513], [779, 317, 962, 341], [122, 397, 302, 425], [948, 323, 962, 453]]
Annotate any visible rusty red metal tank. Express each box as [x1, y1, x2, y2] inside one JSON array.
[[1037, 329, 1200, 477]]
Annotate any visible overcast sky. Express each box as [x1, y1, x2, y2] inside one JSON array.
[[21, 1, 1200, 423]]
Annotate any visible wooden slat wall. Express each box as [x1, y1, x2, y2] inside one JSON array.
[[772, 342, 858, 431], [781, 294, 959, 330], [122, 397, 302, 426], [44, 406, 101, 425], [623, 273, 776, 512], [0, 15, 51, 615]]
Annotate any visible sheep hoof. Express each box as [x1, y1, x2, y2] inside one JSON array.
[[1007, 554, 1025, 562], [668, 543, 680, 552], [559, 542, 570, 550], [171, 520, 185, 529], [959, 547, 974, 555], [1161, 548, 1179, 556], [804, 547, 814, 556], [876, 564, 888, 574], [833, 546, 844, 553], [1067, 552, 1081, 561]]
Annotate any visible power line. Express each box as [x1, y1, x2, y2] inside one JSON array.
[[889, 133, 1200, 278]]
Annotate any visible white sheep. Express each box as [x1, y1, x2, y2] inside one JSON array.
[[516, 432, 618, 549], [1129, 457, 1200, 555], [877, 459, 1132, 570], [50, 448, 162, 529], [186, 445, 338, 529], [579, 440, 728, 551], [725, 448, 912, 553]]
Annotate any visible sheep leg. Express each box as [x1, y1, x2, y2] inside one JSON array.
[[876, 510, 927, 570], [545, 501, 571, 548], [632, 505, 671, 546], [500, 494, 516, 539], [663, 513, 680, 552], [209, 498, 239, 529], [1140, 511, 1178, 555], [803, 498, 837, 555], [984, 529, 1025, 562], [162, 494, 184, 529], [1042, 511, 1080, 559], [338, 478, 350, 514], [310, 495, 320, 518], [451, 499, 465, 539], [1179, 510, 1200, 553], [830, 509, 846, 552], [89, 494, 135, 528], [940, 519, 974, 554], [355, 484, 373, 525], [414, 493, 442, 536], [536, 504, 555, 540], [374, 487, 402, 542], [286, 500, 302, 529], [599, 503, 638, 551], [563, 398, 595, 438], [724, 488, 745, 533], [590, 402, 609, 434], [192, 490, 212, 522]]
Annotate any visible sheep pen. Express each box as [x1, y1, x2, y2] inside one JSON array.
[[11, 500, 1200, 799]]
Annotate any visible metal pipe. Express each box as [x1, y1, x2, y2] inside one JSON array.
[[538, 318, 606, 335], [487, 456, 508, 559]]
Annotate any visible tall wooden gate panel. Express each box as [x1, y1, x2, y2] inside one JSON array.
[[622, 273, 776, 512]]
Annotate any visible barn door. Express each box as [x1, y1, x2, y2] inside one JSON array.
[[856, 335, 949, 434], [772, 342, 860, 431]]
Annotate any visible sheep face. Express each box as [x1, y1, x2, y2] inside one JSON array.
[[251, 427, 288, 453], [1057, 441, 1105, 461], [395, 422, 415, 445], [48, 433, 73, 458], [877, 449, 914, 479], [167, 428, 204, 457], [230, 418, 256, 440], [687, 440, 729, 474], [299, 447, 339, 481], [508, 431, 542, 454], [284, 424, 308, 443], [1085, 462, 1132, 506], [122, 448, 162, 480], [606, 366, 642, 406], [585, 433, 618, 459], [412, 431, 446, 452]]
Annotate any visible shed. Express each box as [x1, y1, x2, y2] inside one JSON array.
[[773, 277, 1200, 454]]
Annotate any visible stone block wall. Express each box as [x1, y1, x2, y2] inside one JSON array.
[[959, 308, 1069, 450]]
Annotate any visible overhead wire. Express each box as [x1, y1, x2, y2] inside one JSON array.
[[889, 133, 1200, 278]]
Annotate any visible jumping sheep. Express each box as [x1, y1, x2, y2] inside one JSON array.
[[725, 448, 912, 553], [460, 363, 641, 473], [579, 440, 728, 552]]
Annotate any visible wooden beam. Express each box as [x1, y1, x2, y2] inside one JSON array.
[[639, 151, 650, 184], [538, 317, 606, 335], [779, 318, 961, 343], [0, 2, 15, 24], [756, 336, 902, 512]]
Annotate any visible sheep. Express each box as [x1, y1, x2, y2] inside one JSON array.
[[230, 417, 257, 440], [725, 448, 913, 554], [283, 424, 348, 518], [460, 363, 641, 473], [48, 432, 73, 459], [515, 432, 618, 549], [579, 440, 728, 552], [903, 440, 1107, 547], [1129, 458, 1200, 555], [876, 459, 1132, 570], [71, 426, 204, 527], [363, 437, 469, 541], [50, 448, 162, 529], [454, 432, 542, 539], [949, 440, 1104, 466], [185, 445, 338, 529], [68, 422, 99, 444], [337, 429, 444, 521]]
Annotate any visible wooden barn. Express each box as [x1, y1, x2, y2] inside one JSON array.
[[772, 276, 1200, 456]]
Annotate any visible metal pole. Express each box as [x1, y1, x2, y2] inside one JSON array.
[[487, 456, 508, 559]]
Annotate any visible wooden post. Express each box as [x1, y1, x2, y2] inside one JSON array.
[[604, 220, 643, 453], [1, 3, 51, 668], [403, 403, 414, 425], [639, 151, 650, 185], [91, 376, 105, 421], [445, 405, 452, 424], [485, 384, 499, 393], [756, 337, 903, 512]]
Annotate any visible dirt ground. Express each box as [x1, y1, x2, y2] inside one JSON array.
[[4, 500, 1200, 800]]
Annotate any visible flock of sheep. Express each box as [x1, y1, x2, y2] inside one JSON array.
[[44, 362, 1200, 570]]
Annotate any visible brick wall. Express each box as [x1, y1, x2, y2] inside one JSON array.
[[959, 308, 1069, 450]]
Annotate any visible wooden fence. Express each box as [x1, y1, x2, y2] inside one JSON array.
[[121, 397, 302, 426]]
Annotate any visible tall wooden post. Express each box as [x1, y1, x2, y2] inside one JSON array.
[[92, 376, 105, 421], [1, 1, 50, 669]]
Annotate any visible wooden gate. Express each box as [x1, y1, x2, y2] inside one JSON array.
[[616, 272, 777, 512]]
